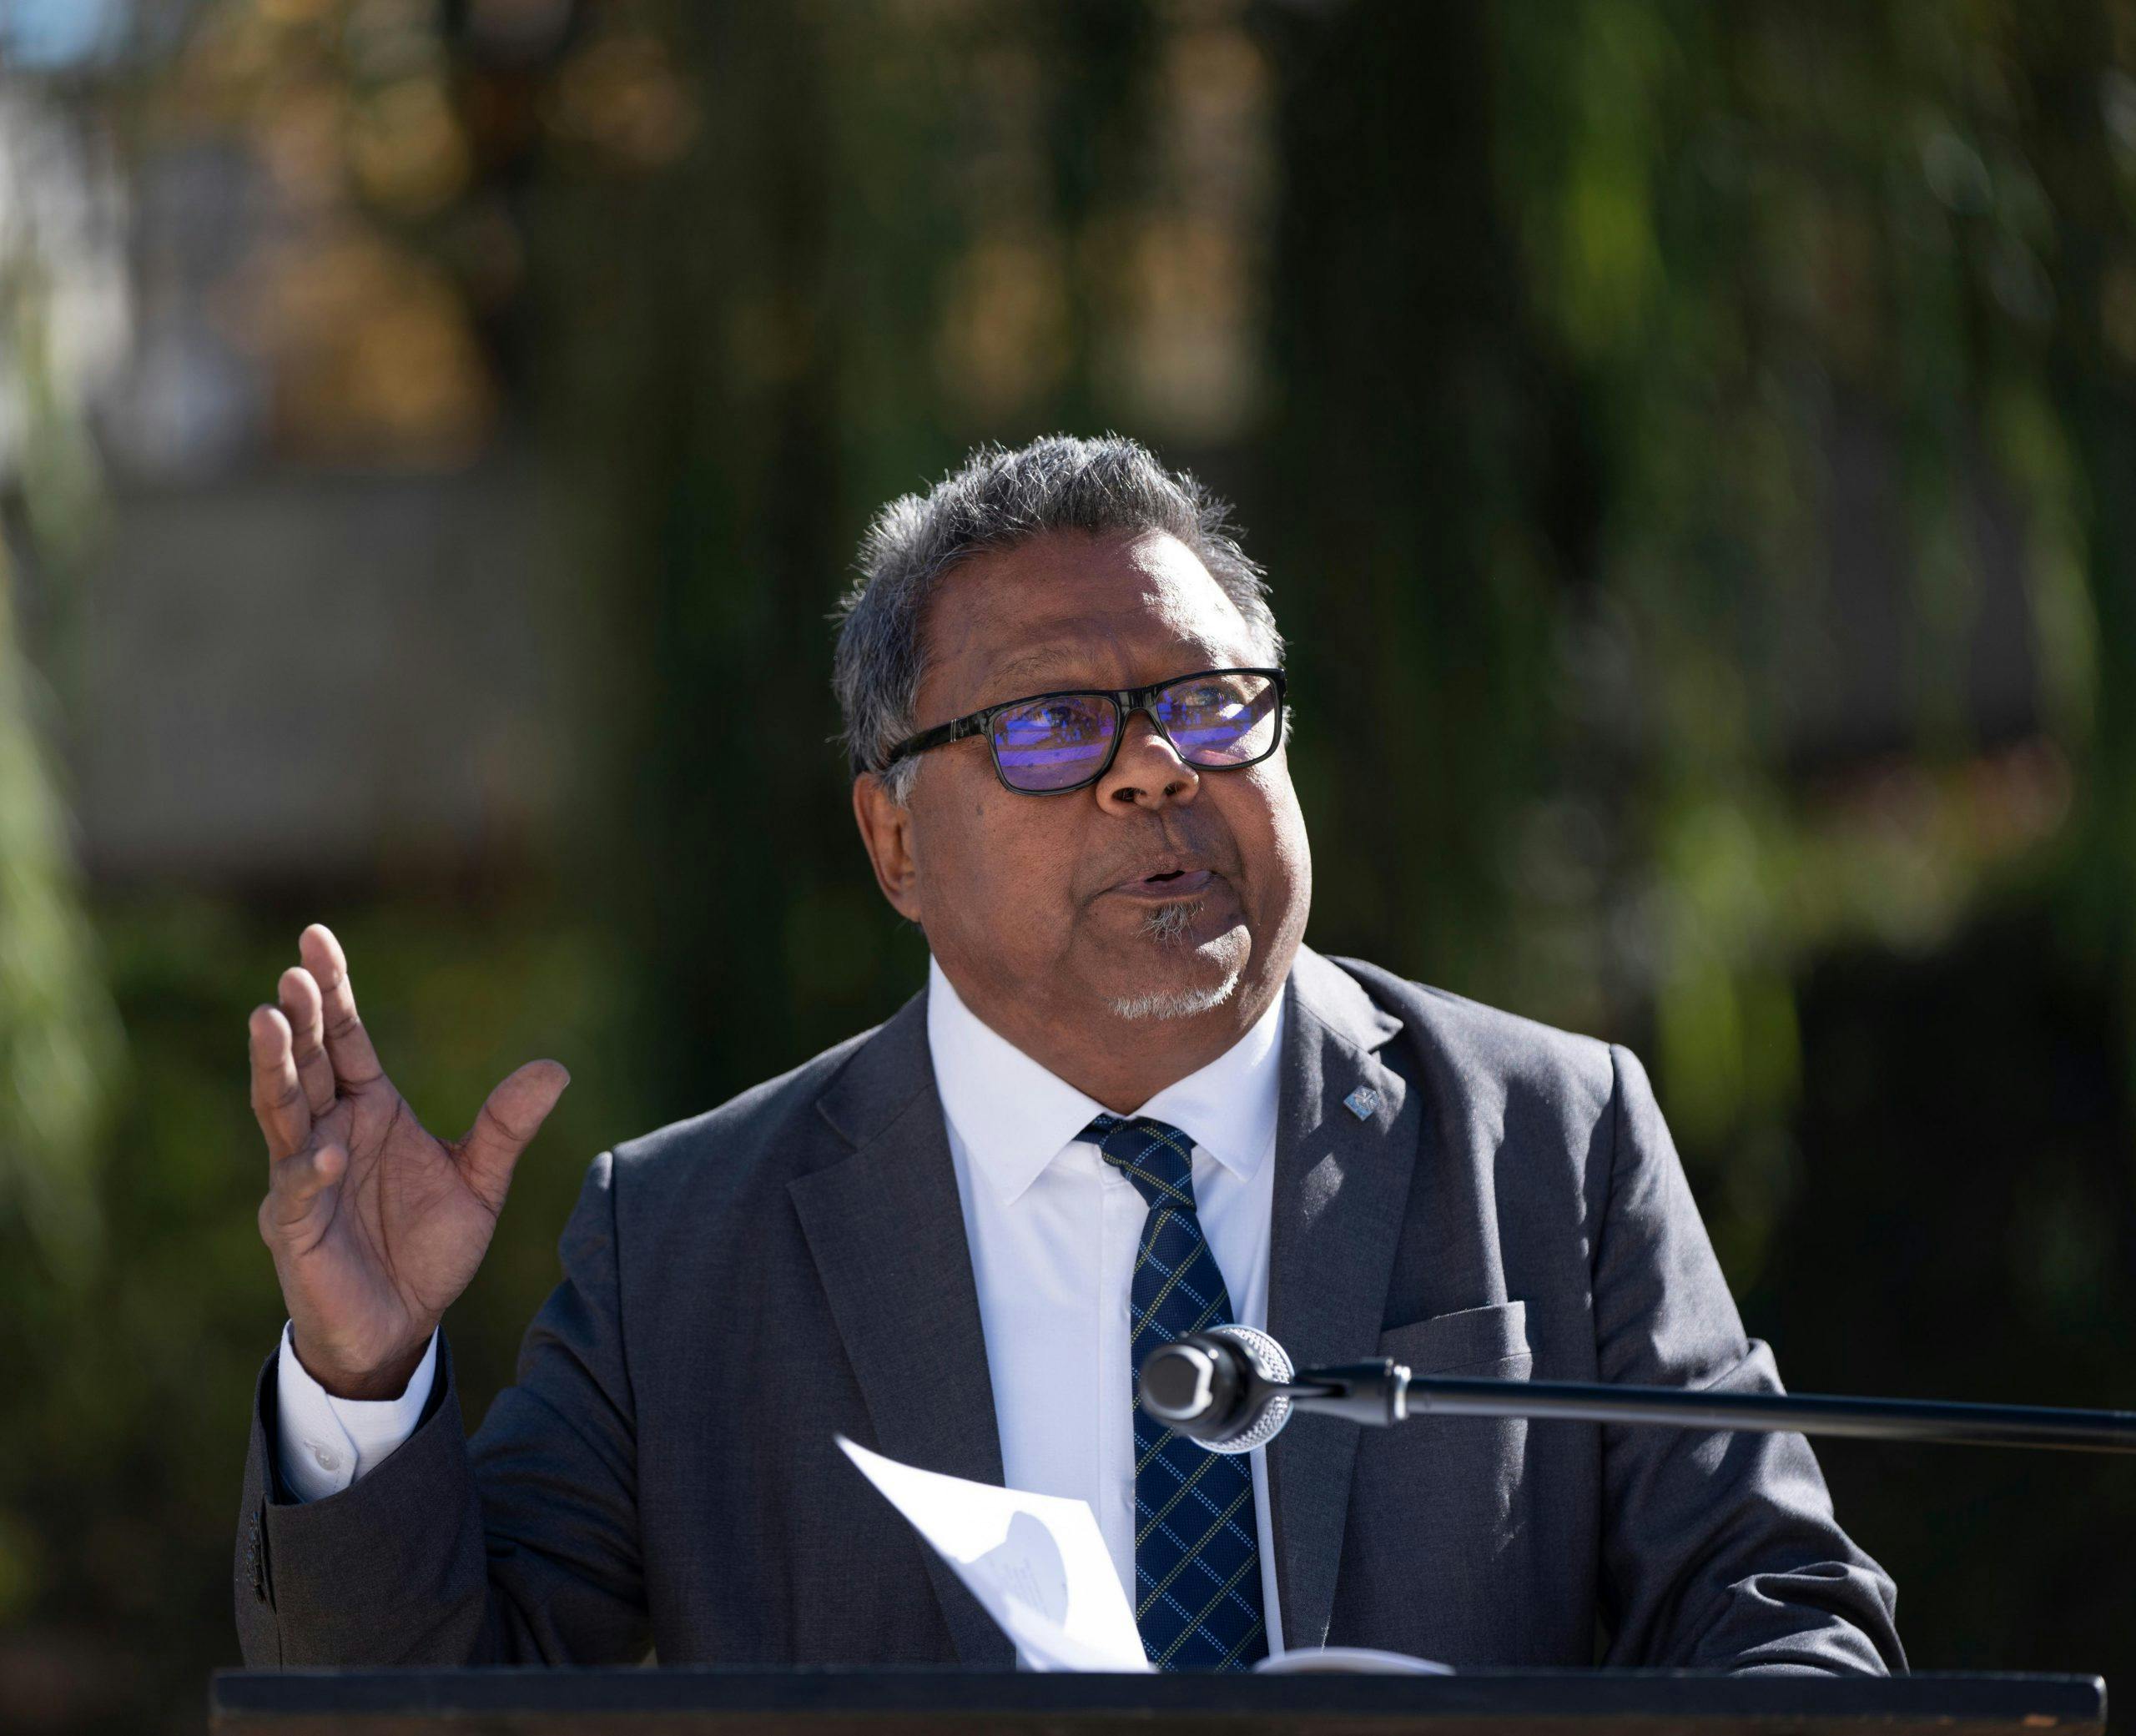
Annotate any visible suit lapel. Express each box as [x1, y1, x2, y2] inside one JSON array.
[[788, 991, 1013, 1668], [1265, 948, 1419, 1650]]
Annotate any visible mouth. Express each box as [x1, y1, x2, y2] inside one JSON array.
[[1106, 863, 1219, 902]]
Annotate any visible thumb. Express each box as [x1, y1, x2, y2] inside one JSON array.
[[458, 1059, 571, 1206]]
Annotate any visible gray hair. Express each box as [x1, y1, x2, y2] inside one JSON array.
[[832, 433, 1282, 800]]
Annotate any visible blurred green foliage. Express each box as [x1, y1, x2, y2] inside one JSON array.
[[0, 162, 124, 1286], [3, 0, 2135, 1728], [0, 551, 119, 1281], [1260, 0, 2123, 1280]]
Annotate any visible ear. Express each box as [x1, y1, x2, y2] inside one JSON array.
[[852, 772, 924, 923]]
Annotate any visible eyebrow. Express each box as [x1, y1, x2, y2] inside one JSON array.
[[985, 642, 1224, 697], [985, 647, 1093, 692]]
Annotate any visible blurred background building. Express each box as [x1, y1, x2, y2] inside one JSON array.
[[2, 1, 2133, 1728]]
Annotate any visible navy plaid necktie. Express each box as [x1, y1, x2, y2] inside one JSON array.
[[1084, 1112, 1269, 1672]]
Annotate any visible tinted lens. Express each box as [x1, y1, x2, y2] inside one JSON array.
[[991, 693, 1119, 791], [1154, 672, 1280, 766]]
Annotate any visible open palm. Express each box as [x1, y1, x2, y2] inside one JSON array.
[[250, 923, 569, 1400]]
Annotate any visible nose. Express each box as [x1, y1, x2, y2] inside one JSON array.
[[1095, 707, 1201, 812]]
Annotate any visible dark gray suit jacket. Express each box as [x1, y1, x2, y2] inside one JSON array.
[[234, 948, 1903, 1673]]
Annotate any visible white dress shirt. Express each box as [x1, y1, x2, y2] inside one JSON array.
[[274, 956, 1289, 1653], [927, 958, 1287, 1653], [275, 1318, 438, 1503]]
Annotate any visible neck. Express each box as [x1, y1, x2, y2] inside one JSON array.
[[941, 967, 1287, 1114]]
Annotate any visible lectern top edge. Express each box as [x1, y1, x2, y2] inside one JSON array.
[[209, 1666, 2109, 1733]]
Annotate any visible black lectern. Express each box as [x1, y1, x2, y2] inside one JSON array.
[[209, 1668, 2107, 1736]]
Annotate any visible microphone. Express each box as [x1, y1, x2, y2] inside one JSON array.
[[1137, 1326, 1296, 1452], [1137, 1331, 2136, 1455]]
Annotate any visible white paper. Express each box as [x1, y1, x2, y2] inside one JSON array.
[[836, 1435, 1151, 1673], [1257, 1646, 1452, 1675]]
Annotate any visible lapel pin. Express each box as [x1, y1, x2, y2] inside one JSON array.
[[1343, 1086, 1378, 1121]]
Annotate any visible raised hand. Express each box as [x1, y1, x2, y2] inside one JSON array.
[[250, 923, 569, 1400]]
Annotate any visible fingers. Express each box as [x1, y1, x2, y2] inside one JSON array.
[[298, 923, 385, 1093], [249, 1004, 310, 1160], [278, 965, 335, 1117], [457, 1059, 571, 1209], [259, 1140, 347, 1236]]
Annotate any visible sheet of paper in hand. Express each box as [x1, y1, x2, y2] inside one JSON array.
[[835, 1435, 1151, 1672]]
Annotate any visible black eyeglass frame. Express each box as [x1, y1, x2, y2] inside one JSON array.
[[880, 666, 1288, 796]]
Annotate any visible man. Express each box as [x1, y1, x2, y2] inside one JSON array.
[[238, 435, 1903, 1673]]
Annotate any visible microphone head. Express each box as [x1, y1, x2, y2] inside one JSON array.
[[1139, 1325, 1295, 1454]]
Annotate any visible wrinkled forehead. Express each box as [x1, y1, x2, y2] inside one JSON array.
[[919, 529, 1263, 711]]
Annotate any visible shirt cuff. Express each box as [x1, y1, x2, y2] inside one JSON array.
[[274, 1321, 440, 1503]]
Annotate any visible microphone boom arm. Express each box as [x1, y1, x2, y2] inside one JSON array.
[[1139, 1332, 2136, 1454], [1290, 1359, 2136, 1453]]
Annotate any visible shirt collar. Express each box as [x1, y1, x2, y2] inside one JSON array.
[[926, 955, 1287, 1206]]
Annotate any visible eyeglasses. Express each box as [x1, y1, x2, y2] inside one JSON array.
[[883, 667, 1287, 795]]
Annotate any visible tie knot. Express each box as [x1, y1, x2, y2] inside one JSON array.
[[1082, 1113, 1200, 1212]]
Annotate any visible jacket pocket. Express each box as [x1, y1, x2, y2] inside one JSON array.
[[1378, 1299, 1531, 1375]]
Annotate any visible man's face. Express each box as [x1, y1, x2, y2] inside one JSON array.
[[854, 528, 1312, 1063]]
